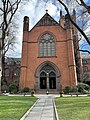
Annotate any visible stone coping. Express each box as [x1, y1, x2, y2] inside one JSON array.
[[53, 99, 59, 120]]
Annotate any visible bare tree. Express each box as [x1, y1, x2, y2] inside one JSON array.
[[0, 0, 22, 93], [57, 0, 90, 45]]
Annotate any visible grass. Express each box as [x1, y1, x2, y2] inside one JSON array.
[[0, 96, 37, 120], [55, 96, 90, 120]]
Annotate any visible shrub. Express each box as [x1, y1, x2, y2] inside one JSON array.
[[63, 86, 72, 94], [23, 87, 30, 93], [9, 84, 18, 94], [1, 85, 9, 92], [77, 83, 90, 94]]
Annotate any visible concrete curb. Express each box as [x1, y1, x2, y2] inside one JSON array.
[[20, 98, 39, 120], [53, 99, 59, 120]]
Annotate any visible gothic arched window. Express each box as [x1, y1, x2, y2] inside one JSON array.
[[39, 33, 56, 57]]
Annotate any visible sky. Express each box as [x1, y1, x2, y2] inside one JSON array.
[[7, 0, 60, 57], [7, 0, 90, 58]]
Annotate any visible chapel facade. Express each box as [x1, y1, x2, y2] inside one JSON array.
[[19, 10, 81, 93]]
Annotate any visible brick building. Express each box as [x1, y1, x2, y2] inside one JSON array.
[[20, 10, 80, 93], [82, 54, 90, 85], [1, 58, 21, 91]]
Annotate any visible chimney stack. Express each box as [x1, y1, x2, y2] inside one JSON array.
[[23, 16, 29, 31]]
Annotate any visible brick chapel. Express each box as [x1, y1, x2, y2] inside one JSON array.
[[20, 10, 82, 93]]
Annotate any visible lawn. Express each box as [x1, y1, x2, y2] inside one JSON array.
[[0, 96, 37, 120], [55, 96, 90, 120]]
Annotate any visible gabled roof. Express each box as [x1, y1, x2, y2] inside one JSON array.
[[35, 13, 59, 27]]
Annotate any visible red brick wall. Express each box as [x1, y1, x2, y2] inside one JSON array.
[[20, 25, 77, 90]]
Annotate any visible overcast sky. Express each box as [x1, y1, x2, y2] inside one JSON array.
[[7, 0, 90, 58]]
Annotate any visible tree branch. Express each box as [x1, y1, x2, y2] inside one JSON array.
[[77, 0, 90, 14], [8, 0, 21, 26], [78, 49, 90, 54], [0, 7, 4, 12], [57, 0, 90, 45]]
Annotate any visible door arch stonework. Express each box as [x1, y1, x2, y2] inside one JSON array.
[[35, 61, 60, 92]]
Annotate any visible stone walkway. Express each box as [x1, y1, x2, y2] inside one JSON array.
[[24, 95, 57, 120]]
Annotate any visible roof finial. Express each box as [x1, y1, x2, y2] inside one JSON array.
[[46, 9, 48, 13]]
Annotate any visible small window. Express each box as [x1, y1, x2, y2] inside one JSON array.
[[83, 66, 88, 72], [82, 59, 87, 64], [5, 69, 9, 76], [14, 68, 20, 76]]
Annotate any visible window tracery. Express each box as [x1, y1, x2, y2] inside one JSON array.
[[39, 33, 56, 57]]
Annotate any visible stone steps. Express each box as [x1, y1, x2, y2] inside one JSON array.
[[36, 89, 59, 94]]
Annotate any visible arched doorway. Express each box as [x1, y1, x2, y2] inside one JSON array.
[[40, 71, 56, 90], [40, 64, 56, 90], [35, 61, 60, 93]]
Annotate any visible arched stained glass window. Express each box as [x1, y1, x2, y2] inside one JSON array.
[[39, 33, 56, 57]]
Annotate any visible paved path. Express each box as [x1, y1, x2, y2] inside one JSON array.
[[24, 95, 57, 120]]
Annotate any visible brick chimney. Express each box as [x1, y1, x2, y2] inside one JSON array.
[[23, 16, 29, 31], [20, 16, 29, 88], [65, 14, 72, 29]]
